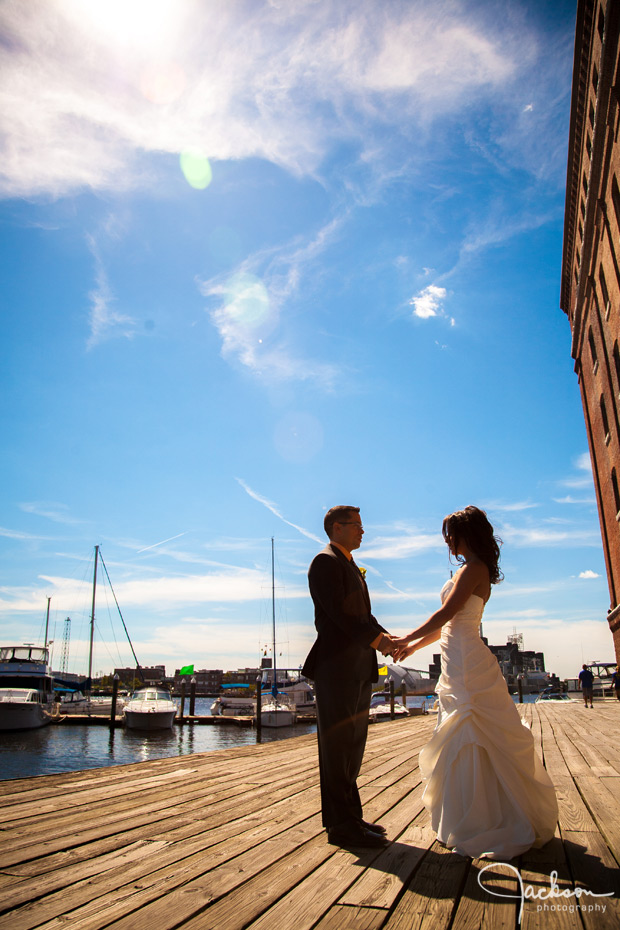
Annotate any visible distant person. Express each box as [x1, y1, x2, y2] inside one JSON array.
[[391, 505, 557, 859], [302, 505, 396, 849], [579, 664, 594, 708], [612, 666, 620, 702]]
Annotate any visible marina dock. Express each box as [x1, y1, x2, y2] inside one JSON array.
[[1, 702, 619, 929]]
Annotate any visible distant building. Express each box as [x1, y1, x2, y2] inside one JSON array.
[[560, 0, 620, 660], [222, 668, 261, 685], [113, 665, 166, 685], [429, 635, 557, 693], [172, 668, 223, 692]]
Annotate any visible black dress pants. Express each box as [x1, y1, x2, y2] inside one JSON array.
[[313, 677, 372, 830]]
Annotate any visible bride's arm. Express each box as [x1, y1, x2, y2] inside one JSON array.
[[392, 628, 442, 662], [400, 562, 487, 644]]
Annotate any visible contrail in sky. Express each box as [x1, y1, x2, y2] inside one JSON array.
[[236, 478, 322, 543], [137, 532, 187, 554]]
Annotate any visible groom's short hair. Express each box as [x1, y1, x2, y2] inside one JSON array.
[[324, 505, 360, 538]]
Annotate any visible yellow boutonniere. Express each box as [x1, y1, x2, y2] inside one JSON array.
[[358, 566, 367, 579]]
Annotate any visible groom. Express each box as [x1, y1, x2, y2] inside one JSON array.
[[302, 505, 395, 848]]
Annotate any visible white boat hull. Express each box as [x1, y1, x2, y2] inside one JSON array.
[[124, 709, 176, 730], [261, 709, 296, 727], [0, 700, 56, 730]]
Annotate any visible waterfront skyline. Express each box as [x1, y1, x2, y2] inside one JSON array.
[[0, 0, 613, 681]]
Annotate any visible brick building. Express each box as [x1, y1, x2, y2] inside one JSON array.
[[561, 0, 620, 658], [113, 665, 166, 686]]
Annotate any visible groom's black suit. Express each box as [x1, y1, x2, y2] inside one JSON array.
[[302, 542, 387, 830]]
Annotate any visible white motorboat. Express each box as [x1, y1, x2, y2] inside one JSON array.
[[368, 691, 410, 722], [210, 670, 314, 717], [535, 691, 576, 703], [123, 687, 177, 730], [58, 690, 127, 716], [0, 645, 58, 730]]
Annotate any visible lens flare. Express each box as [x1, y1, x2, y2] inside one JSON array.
[[273, 412, 324, 464], [180, 151, 212, 189], [224, 273, 270, 327], [141, 63, 186, 105]]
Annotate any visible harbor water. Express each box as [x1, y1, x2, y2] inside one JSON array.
[[0, 693, 536, 782]]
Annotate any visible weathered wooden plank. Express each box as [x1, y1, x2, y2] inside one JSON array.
[[381, 842, 469, 930], [312, 905, 386, 929], [339, 803, 432, 908], [450, 859, 519, 930], [521, 834, 585, 930], [559, 829, 620, 930], [573, 773, 620, 863]]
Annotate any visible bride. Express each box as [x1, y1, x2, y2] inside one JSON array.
[[393, 505, 557, 860]]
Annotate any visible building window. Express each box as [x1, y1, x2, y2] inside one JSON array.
[[587, 134, 592, 158], [600, 263, 610, 312], [583, 170, 589, 197], [581, 197, 586, 220], [592, 64, 599, 93], [598, 6, 605, 41], [589, 101, 595, 129], [601, 394, 611, 442], [614, 341, 620, 392], [589, 327, 599, 370], [579, 221, 584, 242], [612, 175, 620, 236], [613, 469, 620, 518]]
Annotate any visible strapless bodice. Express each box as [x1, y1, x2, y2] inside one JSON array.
[[439, 578, 485, 646]]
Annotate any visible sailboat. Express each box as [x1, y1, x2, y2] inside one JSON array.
[[56, 546, 137, 716], [260, 539, 296, 728]]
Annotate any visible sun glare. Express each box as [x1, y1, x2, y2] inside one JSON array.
[[60, 0, 183, 53]]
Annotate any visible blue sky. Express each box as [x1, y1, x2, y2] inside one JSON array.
[[0, 0, 613, 681]]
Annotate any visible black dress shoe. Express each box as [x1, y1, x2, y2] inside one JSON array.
[[361, 819, 387, 835], [328, 824, 389, 848]]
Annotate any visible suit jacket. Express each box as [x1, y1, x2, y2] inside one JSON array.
[[302, 543, 387, 683]]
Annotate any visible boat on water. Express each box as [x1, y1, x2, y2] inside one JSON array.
[[58, 690, 128, 716], [123, 687, 177, 730], [535, 690, 576, 703], [260, 539, 296, 728], [0, 645, 58, 730], [210, 669, 314, 717], [368, 690, 411, 722]]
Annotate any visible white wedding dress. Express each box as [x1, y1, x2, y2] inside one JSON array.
[[419, 577, 558, 859]]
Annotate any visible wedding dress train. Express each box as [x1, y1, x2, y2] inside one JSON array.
[[418, 577, 558, 859]]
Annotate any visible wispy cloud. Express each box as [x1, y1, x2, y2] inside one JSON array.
[[362, 530, 444, 560], [19, 501, 84, 526], [0, 526, 49, 541], [482, 500, 539, 513], [553, 495, 596, 505], [0, 565, 309, 615], [86, 234, 136, 349], [236, 479, 322, 544], [499, 522, 601, 548], [0, 1, 560, 200], [200, 217, 343, 385]]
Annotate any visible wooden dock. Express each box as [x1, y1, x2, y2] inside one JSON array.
[[1, 702, 619, 929]]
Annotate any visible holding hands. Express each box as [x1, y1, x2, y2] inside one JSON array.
[[391, 636, 421, 663], [375, 633, 422, 660]]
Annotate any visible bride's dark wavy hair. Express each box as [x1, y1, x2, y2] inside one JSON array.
[[442, 505, 503, 584]]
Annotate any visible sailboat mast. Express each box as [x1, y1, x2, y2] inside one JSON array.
[[271, 537, 277, 693], [88, 545, 99, 686], [44, 596, 51, 650]]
